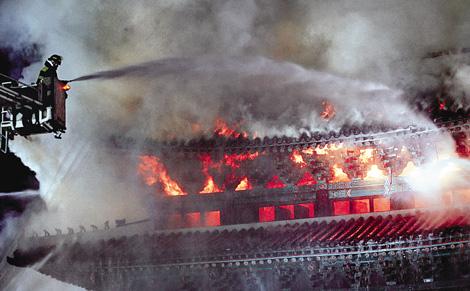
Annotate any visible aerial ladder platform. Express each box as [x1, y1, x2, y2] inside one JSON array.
[[0, 73, 68, 153]]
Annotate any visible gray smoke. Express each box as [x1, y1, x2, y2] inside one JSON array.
[[0, 0, 468, 245], [0, 0, 469, 289], [66, 55, 424, 139]]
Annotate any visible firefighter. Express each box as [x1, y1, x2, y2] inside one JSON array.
[[36, 54, 63, 104]]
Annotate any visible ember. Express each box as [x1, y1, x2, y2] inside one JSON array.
[[296, 171, 317, 186], [224, 152, 259, 169], [214, 118, 248, 138], [266, 175, 285, 189]]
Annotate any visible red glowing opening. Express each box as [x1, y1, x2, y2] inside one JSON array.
[[185, 212, 201, 228], [204, 211, 221, 227], [333, 200, 350, 216], [373, 197, 391, 212], [278, 204, 295, 220], [352, 199, 370, 214], [297, 203, 314, 218], [259, 206, 275, 222]]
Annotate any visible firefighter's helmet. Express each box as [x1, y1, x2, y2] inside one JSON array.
[[48, 54, 63, 66]]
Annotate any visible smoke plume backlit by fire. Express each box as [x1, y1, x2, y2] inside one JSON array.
[[320, 101, 336, 120]]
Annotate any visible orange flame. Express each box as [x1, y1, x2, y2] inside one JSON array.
[[199, 154, 222, 194], [296, 171, 317, 186], [311, 143, 343, 156], [302, 147, 315, 155], [364, 165, 387, 180], [359, 148, 374, 163], [314, 147, 328, 155], [320, 101, 336, 120], [138, 155, 186, 196], [291, 150, 307, 167], [200, 176, 222, 194], [224, 152, 259, 169], [62, 84, 71, 91], [331, 164, 350, 182], [266, 175, 285, 189], [235, 177, 252, 191], [214, 118, 248, 138]]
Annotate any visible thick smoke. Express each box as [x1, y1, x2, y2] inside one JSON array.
[[0, 0, 469, 289], [68, 55, 425, 138], [0, 0, 468, 237]]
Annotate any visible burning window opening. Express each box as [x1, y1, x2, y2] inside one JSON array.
[[235, 177, 252, 191], [138, 155, 186, 196], [199, 154, 223, 194], [266, 175, 285, 189]]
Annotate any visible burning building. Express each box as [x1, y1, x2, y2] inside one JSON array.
[[2, 1, 470, 290], [6, 114, 470, 290]]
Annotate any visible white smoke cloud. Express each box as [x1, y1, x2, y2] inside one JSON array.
[[3, 266, 84, 291]]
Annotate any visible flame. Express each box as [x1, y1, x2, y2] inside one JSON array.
[[331, 164, 350, 182], [296, 171, 317, 186], [364, 165, 387, 180], [62, 84, 71, 91], [314, 146, 328, 155], [224, 152, 259, 169], [321, 101, 336, 120], [311, 143, 343, 155], [359, 148, 374, 163], [235, 177, 252, 191], [214, 118, 248, 138], [138, 155, 186, 196], [291, 150, 307, 167], [329, 143, 344, 151], [199, 154, 222, 194], [200, 176, 222, 193], [266, 175, 285, 189], [302, 147, 315, 155]]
